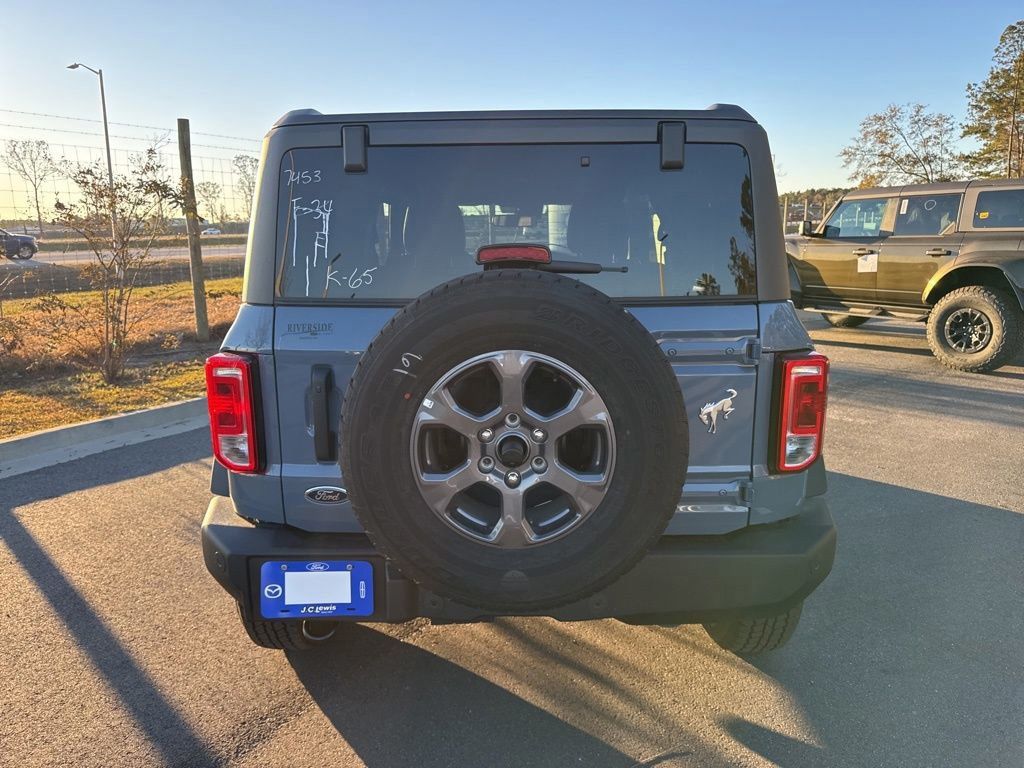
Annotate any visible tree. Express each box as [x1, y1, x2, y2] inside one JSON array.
[[839, 104, 964, 186], [693, 273, 721, 296], [195, 181, 222, 224], [2, 140, 58, 236], [232, 154, 259, 220], [45, 149, 181, 382], [727, 175, 756, 294], [963, 20, 1024, 178]]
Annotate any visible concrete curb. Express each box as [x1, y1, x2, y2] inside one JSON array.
[[0, 398, 208, 480]]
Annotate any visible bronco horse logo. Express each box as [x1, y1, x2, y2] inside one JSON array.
[[698, 389, 738, 434]]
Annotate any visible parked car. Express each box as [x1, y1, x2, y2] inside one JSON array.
[[787, 180, 1024, 372], [201, 106, 836, 654], [0, 228, 38, 260], [201, 227, 222, 235]]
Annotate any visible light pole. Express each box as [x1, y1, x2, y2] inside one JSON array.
[[67, 62, 116, 242], [68, 63, 114, 189]]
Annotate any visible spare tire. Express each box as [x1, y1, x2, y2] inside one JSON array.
[[340, 269, 688, 611]]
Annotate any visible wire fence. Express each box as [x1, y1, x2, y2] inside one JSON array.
[[1, 111, 849, 300], [0, 113, 257, 299], [778, 196, 840, 235]]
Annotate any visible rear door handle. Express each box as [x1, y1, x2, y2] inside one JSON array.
[[311, 365, 334, 462], [852, 248, 875, 256], [925, 248, 951, 257]]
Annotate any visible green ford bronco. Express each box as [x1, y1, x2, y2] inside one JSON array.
[[787, 180, 1024, 372]]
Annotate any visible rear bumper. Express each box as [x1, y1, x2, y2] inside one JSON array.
[[201, 495, 836, 624]]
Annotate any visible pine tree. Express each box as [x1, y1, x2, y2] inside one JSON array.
[[963, 20, 1024, 178]]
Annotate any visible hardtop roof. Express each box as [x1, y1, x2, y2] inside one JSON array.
[[272, 104, 756, 128], [843, 177, 1024, 199]]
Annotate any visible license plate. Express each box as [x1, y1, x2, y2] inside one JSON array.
[[259, 560, 374, 619]]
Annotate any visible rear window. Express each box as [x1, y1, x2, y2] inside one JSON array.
[[973, 188, 1024, 229], [275, 142, 756, 300]]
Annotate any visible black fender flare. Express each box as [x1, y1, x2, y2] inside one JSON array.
[[923, 261, 1024, 310]]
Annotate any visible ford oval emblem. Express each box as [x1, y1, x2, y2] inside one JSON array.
[[306, 562, 330, 571], [304, 486, 347, 504]]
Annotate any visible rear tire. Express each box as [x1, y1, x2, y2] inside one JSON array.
[[926, 286, 1022, 373], [236, 604, 337, 651], [821, 313, 869, 328], [15, 244, 34, 260], [703, 603, 802, 655]]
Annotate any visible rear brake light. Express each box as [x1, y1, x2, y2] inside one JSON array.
[[476, 244, 552, 265], [773, 352, 829, 473], [205, 352, 262, 473]]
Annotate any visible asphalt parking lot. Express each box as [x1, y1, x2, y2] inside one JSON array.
[[1, 314, 1021, 767]]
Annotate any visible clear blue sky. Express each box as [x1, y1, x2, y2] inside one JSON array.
[[1, 0, 1020, 191]]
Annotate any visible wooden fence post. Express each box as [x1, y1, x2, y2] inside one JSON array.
[[177, 118, 209, 343]]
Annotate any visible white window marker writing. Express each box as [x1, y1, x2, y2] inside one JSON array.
[[326, 266, 378, 291], [283, 169, 322, 185], [290, 197, 333, 296]]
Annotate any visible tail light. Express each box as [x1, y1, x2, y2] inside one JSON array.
[[205, 352, 262, 473], [773, 352, 829, 473]]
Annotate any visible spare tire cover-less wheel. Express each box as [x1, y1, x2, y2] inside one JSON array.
[[340, 269, 689, 612]]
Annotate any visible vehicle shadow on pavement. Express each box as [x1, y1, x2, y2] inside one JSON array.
[[719, 717, 827, 765], [830, 368, 1024, 428], [739, 472, 1023, 768], [0, 429, 216, 766], [287, 624, 638, 768], [805, 317, 1024, 370], [813, 336, 935, 357], [1, 427, 212, 503], [817, 333, 1024, 371]]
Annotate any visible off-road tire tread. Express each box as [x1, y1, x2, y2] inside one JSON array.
[[704, 603, 802, 655], [238, 605, 310, 650], [926, 285, 1022, 373], [821, 314, 869, 328]]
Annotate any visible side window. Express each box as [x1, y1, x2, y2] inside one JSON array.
[[973, 189, 1024, 229], [894, 194, 961, 236], [823, 198, 891, 238]]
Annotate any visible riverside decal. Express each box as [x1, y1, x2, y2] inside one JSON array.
[[305, 486, 347, 504], [283, 321, 335, 338]]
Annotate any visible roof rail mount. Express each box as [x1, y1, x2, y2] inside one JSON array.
[[273, 108, 323, 127], [704, 104, 754, 121]]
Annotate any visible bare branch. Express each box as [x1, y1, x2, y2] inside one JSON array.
[[840, 103, 964, 186]]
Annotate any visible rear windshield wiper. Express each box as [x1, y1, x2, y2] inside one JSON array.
[[541, 260, 628, 274]]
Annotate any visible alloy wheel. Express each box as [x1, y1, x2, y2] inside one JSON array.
[[944, 307, 992, 353], [410, 350, 615, 548]]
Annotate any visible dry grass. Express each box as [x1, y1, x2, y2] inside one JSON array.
[[1, 276, 242, 376], [0, 358, 207, 438], [0, 277, 243, 438]]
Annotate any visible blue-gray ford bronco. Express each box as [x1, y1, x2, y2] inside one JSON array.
[[201, 106, 836, 654]]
